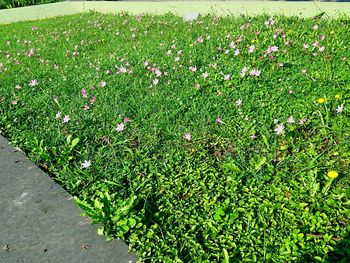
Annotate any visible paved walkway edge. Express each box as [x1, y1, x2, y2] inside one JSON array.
[[0, 135, 138, 263], [0, 1, 350, 24]]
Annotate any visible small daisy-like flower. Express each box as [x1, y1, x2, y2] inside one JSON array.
[[274, 123, 285, 135], [116, 123, 125, 132], [12, 100, 17, 105], [336, 104, 344, 113], [298, 118, 306, 125], [123, 117, 131, 123], [303, 43, 309, 49], [189, 66, 197, 72], [15, 84, 21, 90], [100, 81, 106, 87], [234, 49, 240, 56], [202, 72, 209, 78], [250, 134, 257, 140], [327, 170, 338, 179], [55, 111, 61, 119], [236, 98, 242, 106], [287, 116, 295, 124], [152, 79, 159, 85], [269, 46, 279, 52], [184, 133, 191, 141], [240, 67, 248, 77], [29, 79, 38, 87], [249, 69, 261, 77], [63, 115, 70, 123], [81, 160, 91, 169], [224, 74, 230, 81], [319, 46, 325, 52], [84, 104, 90, 110], [248, 45, 255, 53], [216, 117, 225, 125], [81, 88, 87, 98], [313, 24, 319, 30], [155, 69, 162, 77], [317, 98, 326, 103]]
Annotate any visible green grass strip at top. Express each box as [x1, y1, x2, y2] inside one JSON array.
[[1, 1, 350, 24]]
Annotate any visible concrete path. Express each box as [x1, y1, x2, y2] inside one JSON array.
[[0, 135, 138, 263], [1, 1, 350, 24]]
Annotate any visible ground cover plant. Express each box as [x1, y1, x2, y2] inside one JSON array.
[[0, 11, 350, 262]]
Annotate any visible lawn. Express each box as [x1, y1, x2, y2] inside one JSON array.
[[0, 12, 349, 262]]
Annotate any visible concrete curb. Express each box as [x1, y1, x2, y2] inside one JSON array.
[[0, 1, 350, 24], [0, 135, 138, 263]]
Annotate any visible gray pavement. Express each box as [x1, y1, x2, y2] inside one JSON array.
[[0, 135, 138, 263]]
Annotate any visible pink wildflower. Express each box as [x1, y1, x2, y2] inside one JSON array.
[[274, 123, 285, 135], [189, 66, 197, 72], [90, 96, 96, 105], [216, 118, 225, 125], [184, 133, 191, 141], [81, 88, 87, 98], [123, 117, 131, 123], [287, 116, 295, 124], [29, 79, 38, 87], [240, 67, 248, 77], [63, 115, 70, 123], [116, 123, 125, 132]]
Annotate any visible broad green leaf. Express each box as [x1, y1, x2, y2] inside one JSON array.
[[255, 157, 267, 171], [223, 160, 241, 173], [223, 248, 229, 263], [71, 138, 80, 148]]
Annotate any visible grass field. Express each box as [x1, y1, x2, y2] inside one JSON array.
[[0, 12, 350, 262]]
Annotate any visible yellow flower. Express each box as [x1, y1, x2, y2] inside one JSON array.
[[330, 31, 335, 35], [333, 152, 339, 156], [317, 98, 325, 103], [327, 170, 338, 179], [335, 94, 341, 99], [251, 39, 256, 44]]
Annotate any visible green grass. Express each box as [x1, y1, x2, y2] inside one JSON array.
[[1, 12, 350, 262]]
